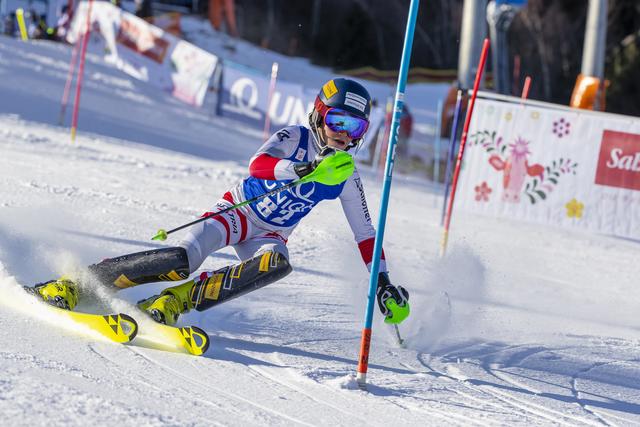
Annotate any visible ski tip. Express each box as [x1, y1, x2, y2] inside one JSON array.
[[118, 313, 139, 343], [183, 325, 210, 356]]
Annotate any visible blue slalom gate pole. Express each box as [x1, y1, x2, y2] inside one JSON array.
[[440, 89, 463, 226], [356, 0, 420, 388]]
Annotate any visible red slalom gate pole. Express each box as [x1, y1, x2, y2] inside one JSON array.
[[521, 76, 532, 100], [59, 35, 82, 125], [70, 0, 94, 142], [440, 38, 490, 256]]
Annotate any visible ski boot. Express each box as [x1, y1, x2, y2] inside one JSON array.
[[24, 278, 79, 310], [137, 280, 194, 326]]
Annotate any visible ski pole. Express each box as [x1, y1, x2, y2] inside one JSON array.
[[153, 179, 300, 241], [152, 151, 355, 241]]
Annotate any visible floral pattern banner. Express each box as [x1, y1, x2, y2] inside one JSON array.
[[457, 99, 640, 240]]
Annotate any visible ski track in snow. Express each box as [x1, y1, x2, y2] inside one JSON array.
[[1, 35, 640, 425], [413, 342, 640, 426]]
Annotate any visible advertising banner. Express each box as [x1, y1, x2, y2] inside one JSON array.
[[219, 61, 314, 134], [457, 99, 640, 240], [219, 61, 383, 145], [67, 1, 217, 106], [219, 62, 271, 126]]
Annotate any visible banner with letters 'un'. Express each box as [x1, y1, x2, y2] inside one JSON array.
[[218, 62, 314, 138]]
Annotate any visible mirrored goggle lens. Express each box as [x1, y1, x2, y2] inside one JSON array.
[[324, 109, 369, 139]]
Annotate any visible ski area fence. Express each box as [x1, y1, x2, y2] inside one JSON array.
[[454, 91, 640, 241]]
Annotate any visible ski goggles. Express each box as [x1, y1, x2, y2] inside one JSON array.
[[315, 96, 370, 139], [323, 108, 370, 139]]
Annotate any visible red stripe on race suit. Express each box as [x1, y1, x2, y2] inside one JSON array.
[[200, 210, 232, 246], [217, 193, 248, 243], [238, 210, 248, 242], [249, 154, 280, 180], [223, 191, 235, 204], [213, 216, 231, 245], [264, 231, 288, 244], [357, 237, 385, 265]]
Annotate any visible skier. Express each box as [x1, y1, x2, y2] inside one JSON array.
[[27, 78, 410, 327]]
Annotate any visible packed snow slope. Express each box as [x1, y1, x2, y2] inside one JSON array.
[[1, 35, 640, 426]]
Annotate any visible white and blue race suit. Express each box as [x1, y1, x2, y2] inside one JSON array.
[[180, 125, 387, 273], [243, 127, 345, 227]]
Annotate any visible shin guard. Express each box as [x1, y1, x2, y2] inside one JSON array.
[[188, 250, 292, 311]]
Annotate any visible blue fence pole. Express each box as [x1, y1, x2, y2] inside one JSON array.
[[356, 0, 420, 388], [440, 89, 463, 226], [433, 100, 443, 183]]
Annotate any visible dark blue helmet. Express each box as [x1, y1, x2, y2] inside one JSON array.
[[315, 78, 371, 120], [309, 78, 372, 151]]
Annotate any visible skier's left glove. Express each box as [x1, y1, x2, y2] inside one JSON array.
[[293, 146, 336, 178], [376, 272, 410, 324]]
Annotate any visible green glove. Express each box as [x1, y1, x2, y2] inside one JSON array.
[[294, 148, 355, 185], [376, 272, 410, 325]]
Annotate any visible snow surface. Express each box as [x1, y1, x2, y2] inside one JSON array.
[[1, 34, 640, 426]]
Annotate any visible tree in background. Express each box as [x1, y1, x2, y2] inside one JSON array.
[[508, 0, 588, 103], [230, 0, 638, 116], [604, 0, 640, 115]]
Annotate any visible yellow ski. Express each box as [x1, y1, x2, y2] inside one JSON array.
[[141, 322, 210, 356], [22, 282, 138, 344], [53, 309, 139, 343]]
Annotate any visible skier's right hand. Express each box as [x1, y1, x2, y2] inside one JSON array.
[[294, 146, 336, 178], [376, 272, 410, 324]]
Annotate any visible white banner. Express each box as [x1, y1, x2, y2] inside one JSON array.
[[457, 98, 640, 240], [67, 1, 218, 106]]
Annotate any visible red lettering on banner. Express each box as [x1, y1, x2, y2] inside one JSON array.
[[117, 18, 169, 64], [595, 130, 640, 191]]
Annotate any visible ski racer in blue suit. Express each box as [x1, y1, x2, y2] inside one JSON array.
[[28, 78, 410, 327]]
